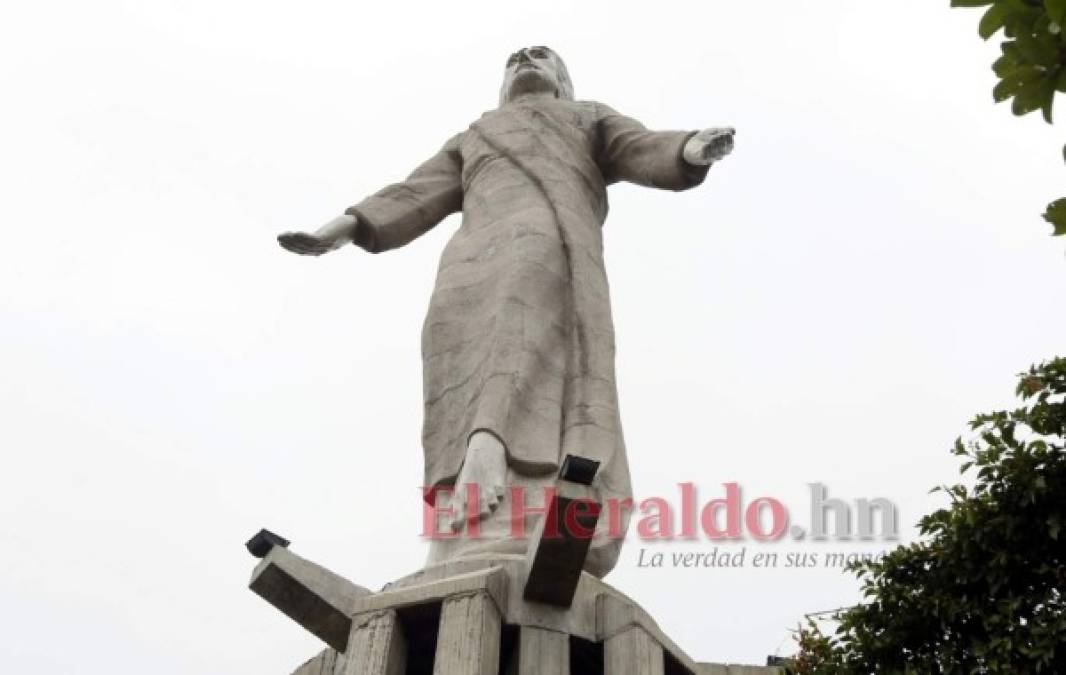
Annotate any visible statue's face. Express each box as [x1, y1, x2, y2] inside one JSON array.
[[499, 46, 573, 105]]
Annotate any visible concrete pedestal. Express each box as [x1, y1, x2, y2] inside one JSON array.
[[259, 554, 782, 675]]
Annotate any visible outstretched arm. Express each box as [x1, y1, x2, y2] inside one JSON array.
[[596, 104, 734, 191], [278, 134, 464, 256]]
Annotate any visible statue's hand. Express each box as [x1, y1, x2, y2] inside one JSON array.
[[277, 214, 359, 256], [683, 127, 735, 166]]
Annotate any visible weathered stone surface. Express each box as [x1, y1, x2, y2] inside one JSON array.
[[277, 46, 735, 577], [249, 545, 370, 652], [352, 566, 508, 619], [433, 592, 502, 675], [514, 626, 569, 675], [375, 555, 707, 672], [597, 592, 701, 675], [389, 555, 601, 640], [698, 665, 785, 675], [291, 648, 344, 675], [262, 47, 748, 675], [342, 610, 406, 675], [268, 555, 779, 675], [605, 626, 665, 675], [385, 555, 679, 654]]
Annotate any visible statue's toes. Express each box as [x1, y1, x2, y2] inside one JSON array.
[[450, 497, 467, 532], [480, 491, 498, 518], [478, 483, 507, 519]]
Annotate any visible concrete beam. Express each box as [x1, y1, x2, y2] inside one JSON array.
[[350, 566, 508, 619], [249, 544, 371, 652], [523, 461, 602, 608]]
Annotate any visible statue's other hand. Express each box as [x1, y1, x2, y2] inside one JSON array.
[[683, 127, 735, 166], [277, 214, 358, 256], [277, 231, 339, 255]]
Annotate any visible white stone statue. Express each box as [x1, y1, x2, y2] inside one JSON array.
[[279, 46, 733, 577]]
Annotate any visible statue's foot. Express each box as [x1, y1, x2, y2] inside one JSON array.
[[449, 431, 507, 532]]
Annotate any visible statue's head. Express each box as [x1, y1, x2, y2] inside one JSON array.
[[499, 46, 574, 106]]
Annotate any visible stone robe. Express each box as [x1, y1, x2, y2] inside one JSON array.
[[347, 97, 708, 575]]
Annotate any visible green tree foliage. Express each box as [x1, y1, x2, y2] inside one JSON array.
[[952, 0, 1066, 236], [796, 358, 1066, 673]]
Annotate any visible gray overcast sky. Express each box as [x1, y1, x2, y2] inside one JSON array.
[[2, 0, 1064, 671]]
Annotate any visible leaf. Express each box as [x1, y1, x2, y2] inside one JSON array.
[[1047, 0, 1066, 27], [1014, 32, 1059, 66], [994, 79, 1018, 102], [1001, 0, 1043, 34], [1011, 76, 1055, 116], [1001, 40, 1022, 61], [993, 54, 1023, 77], [1003, 0, 1035, 11], [981, 4, 1010, 38], [953, 438, 968, 456], [994, 66, 1043, 101], [1042, 198, 1066, 235], [1057, 67, 1066, 92]]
